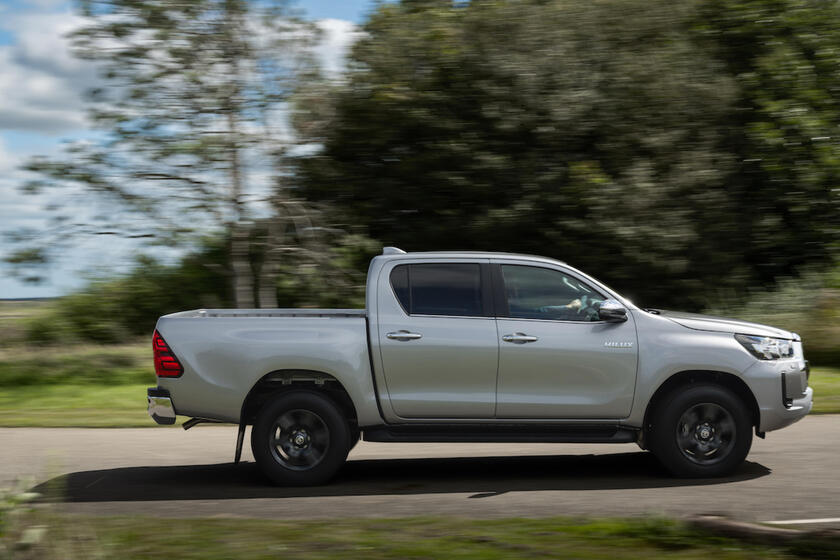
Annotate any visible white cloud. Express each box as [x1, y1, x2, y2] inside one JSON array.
[[0, 10, 95, 133], [0, 12, 361, 133], [315, 18, 363, 77]]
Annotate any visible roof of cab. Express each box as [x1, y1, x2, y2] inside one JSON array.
[[378, 247, 566, 265]]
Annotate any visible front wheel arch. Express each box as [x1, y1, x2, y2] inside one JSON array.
[[647, 383, 754, 477], [642, 370, 760, 441]]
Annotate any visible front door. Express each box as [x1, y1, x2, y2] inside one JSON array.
[[494, 263, 638, 419], [377, 261, 499, 418]]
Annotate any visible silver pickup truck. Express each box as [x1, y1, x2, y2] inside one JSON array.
[[148, 247, 812, 485]]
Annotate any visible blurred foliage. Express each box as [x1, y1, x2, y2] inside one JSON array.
[[0, 482, 42, 558], [274, 233, 380, 308], [0, 345, 153, 388], [708, 266, 840, 365], [17, 235, 375, 346], [6, 0, 838, 352], [23, 240, 231, 345], [298, 0, 840, 310]]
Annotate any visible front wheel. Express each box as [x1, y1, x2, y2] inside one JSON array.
[[648, 384, 753, 478], [251, 391, 350, 486]]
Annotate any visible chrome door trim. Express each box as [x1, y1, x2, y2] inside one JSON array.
[[501, 333, 539, 344], [386, 331, 423, 341]]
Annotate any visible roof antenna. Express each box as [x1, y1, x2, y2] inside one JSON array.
[[382, 247, 406, 255]]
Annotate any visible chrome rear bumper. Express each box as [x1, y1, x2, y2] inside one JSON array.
[[147, 387, 176, 425]]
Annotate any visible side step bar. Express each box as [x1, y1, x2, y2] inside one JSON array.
[[362, 424, 638, 444]]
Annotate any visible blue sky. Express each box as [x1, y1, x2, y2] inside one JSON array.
[[0, 0, 376, 298], [302, 0, 377, 21]]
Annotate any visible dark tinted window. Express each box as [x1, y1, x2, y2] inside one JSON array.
[[501, 265, 604, 322], [390, 265, 409, 312], [389, 263, 483, 317]]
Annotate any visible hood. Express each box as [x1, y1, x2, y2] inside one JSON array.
[[654, 310, 797, 340]]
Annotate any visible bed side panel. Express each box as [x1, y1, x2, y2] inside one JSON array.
[[155, 315, 382, 425]]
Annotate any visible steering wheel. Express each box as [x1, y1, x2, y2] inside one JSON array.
[[578, 295, 602, 321], [537, 295, 601, 320]]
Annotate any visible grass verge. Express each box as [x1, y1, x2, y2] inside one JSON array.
[[811, 367, 840, 414], [8, 515, 839, 559], [0, 384, 157, 427], [0, 343, 154, 387]]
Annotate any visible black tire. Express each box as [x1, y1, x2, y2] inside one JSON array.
[[648, 384, 752, 478], [251, 391, 350, 486], [348, 428, 361, 453]]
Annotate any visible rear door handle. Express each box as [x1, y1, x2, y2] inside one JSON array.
[[502, 332, 539, 344], [386, 330, 423, 341]]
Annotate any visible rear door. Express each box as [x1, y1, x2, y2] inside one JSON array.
[[493, 262, 638, 419], [376, 260, 499, 418]]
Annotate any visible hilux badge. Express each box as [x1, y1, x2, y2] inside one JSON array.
[[604, 341, 634, 348]]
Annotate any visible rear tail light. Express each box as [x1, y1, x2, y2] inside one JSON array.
[[153, 330, 183, 378]]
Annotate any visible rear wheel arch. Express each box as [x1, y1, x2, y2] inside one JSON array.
[[241, 369, 359, 432]]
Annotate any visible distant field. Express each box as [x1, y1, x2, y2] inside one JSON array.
[[0, 299, 54, 323], [0, 298, 53, 344], [0, 298, 54, 313]]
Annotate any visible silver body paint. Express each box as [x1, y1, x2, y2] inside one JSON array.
[[154, 251, 812, 433]]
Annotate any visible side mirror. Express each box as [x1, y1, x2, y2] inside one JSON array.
[[599, 299, 628, 322]]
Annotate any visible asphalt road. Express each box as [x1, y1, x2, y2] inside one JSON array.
[[2, 415, 838, 525]]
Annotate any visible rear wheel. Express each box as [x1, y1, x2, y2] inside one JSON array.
[[348, 428, 361, 453], [649, 384, 752, 477], [251, 391, 350, 486]]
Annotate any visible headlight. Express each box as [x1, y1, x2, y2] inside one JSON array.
[[735, 334, 794, 360]]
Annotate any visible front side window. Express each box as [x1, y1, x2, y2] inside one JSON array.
[[390, 263, 484, 317], [501, 265, 605, 322]]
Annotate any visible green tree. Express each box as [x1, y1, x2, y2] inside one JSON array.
[[698, 0, 840, 278], [9, 0, 322, 308], [299, 0, 839, 309]]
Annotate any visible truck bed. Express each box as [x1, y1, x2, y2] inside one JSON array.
[[153, 310, 380, 425]]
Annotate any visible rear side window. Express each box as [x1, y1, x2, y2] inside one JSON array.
[[390, 263, 484, 317], [390, 265, 409, 311]]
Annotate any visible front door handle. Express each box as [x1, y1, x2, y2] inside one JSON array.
[[386, 330, 423, 341], [502, 332, 539, 344]]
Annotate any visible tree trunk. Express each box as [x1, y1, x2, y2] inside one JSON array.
[[257, 215, 282, 308], [231, 223, 254, 308], [227, 110, 254, 309], [258, 250, 280, 308]]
